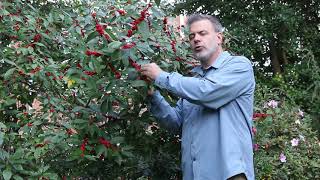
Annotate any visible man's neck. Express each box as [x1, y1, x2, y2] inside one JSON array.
[[201, 48, 223, 69]]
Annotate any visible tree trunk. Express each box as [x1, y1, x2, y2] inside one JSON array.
[[270, 39, 282, 74]]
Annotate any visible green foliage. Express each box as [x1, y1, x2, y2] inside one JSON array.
[[0, 0, 191, 178], [253, 85, 320, 179], [175, 0, 320, 136]]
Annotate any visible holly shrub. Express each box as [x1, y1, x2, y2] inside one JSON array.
[[1, 0, 320, 180], [0, 0, 193, 179]]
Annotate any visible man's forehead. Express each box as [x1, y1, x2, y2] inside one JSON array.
[[189, 19, 215, 32]]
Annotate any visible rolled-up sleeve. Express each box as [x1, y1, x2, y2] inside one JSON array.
[[149, 90, 183, 133], [154, 58, 255, 109]]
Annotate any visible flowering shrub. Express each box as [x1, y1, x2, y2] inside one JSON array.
[[0, 0, 191, 179], [253, 85, 320, 179]]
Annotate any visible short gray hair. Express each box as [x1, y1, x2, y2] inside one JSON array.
[[187, 14, 224, 33]]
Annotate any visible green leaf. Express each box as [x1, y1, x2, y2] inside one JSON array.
[[96, 145, 106, 156], [0, 122, 6, 129], [105, 29, 117, 40], [3, 68, 16, 80], [111, 136, 124, 144], [0, 149, 9, 160], [101, 98, 111, 113], [34, 148, 42, 159], [131, 80, 147, 87], [27, 3, 37, 11], [3, 169, 12, 180], [13, 175, 23, 180], [136, 42, 154, 54], [86, 31, 99, 43], [41, 32, 51, 40], [59, 14, 65, 21], [85, 78, 97, 91], [0, 9, 10, 16], [138, 21, 150, 39], [108, 41, 122, 49], [0, 132, 4, 146], [84, 155, 96, 161], [73, 119, 88, 124], [4, 59, 17, 66], [155, 0, 161, 6], [4, 98, 16, 106], [34, 43, 46, 47]]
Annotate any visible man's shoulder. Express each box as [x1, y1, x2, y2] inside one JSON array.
[[229, 53, 251, 64], [225, 53, 253, 68]]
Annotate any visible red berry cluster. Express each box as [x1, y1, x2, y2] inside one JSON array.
[[117, 9, 126, 16], [121, 42, 136, 49], [30, 66, 41, 74], [45, 72, 51, 76], [253, 113, 269, 119], [128, 58, 141, 71], [92, 12, 111, 41], [80, 137, 114, 157], [76, 63, 83, 69], [66, 128, 76, 135], [84, 71, 96, 76], [85, 50, 102, 57], [162, 17, 171, 36], [80, 138, 88, 157], [13, 23, 20, 31], [107, 63, 121, 79], [33, 33, 42, 42], [170, 40, 176, 53], [126, 3, 152, 37], [99, 137, 112, 148], [18, 70, 25, 76], [35, 141, 49, 148]]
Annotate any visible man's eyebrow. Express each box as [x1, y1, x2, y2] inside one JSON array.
[[198, 30, 208, 34], [189, 30, 208, 35]]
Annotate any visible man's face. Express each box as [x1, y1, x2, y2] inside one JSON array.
[[189, 19, 222, 63]]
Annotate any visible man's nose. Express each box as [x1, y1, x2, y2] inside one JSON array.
[[193, 34, 201, 43]]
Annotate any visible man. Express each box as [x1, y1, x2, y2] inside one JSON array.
[[140, 14, 255, 180]]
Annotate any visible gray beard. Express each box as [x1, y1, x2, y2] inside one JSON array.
[[195, 53, 211, 64], [194, 46, 217, 64]]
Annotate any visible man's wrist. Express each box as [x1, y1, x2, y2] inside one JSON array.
[[154, 71, 170, 88]]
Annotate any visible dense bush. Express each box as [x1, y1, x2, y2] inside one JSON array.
[[253, 85, 320, 179], [0, 0, 189, 179]]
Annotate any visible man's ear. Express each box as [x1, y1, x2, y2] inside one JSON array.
[[217, 32, 223, 45]]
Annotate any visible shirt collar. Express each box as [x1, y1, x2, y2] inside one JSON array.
[[191, 51, 231, 74]]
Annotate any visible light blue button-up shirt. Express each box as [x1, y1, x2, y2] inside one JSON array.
[[149, 51, 255, 180]]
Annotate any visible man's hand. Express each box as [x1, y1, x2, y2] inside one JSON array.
[[147, 86, 155, 96], [140, 63, 163, 81]]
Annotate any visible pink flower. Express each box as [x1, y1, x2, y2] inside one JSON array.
[[279, 152, 286, 163], [297, 109, 304, 118], [253, 144, 259, 151], [266, 100, 278, 108], [291, 138, 299, 147], [252, 127, 257, 136]]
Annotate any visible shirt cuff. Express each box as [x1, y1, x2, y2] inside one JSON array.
[[149, 90, 163, 104], [147, 90, 163, 111], [154, 71, 170, 89]]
